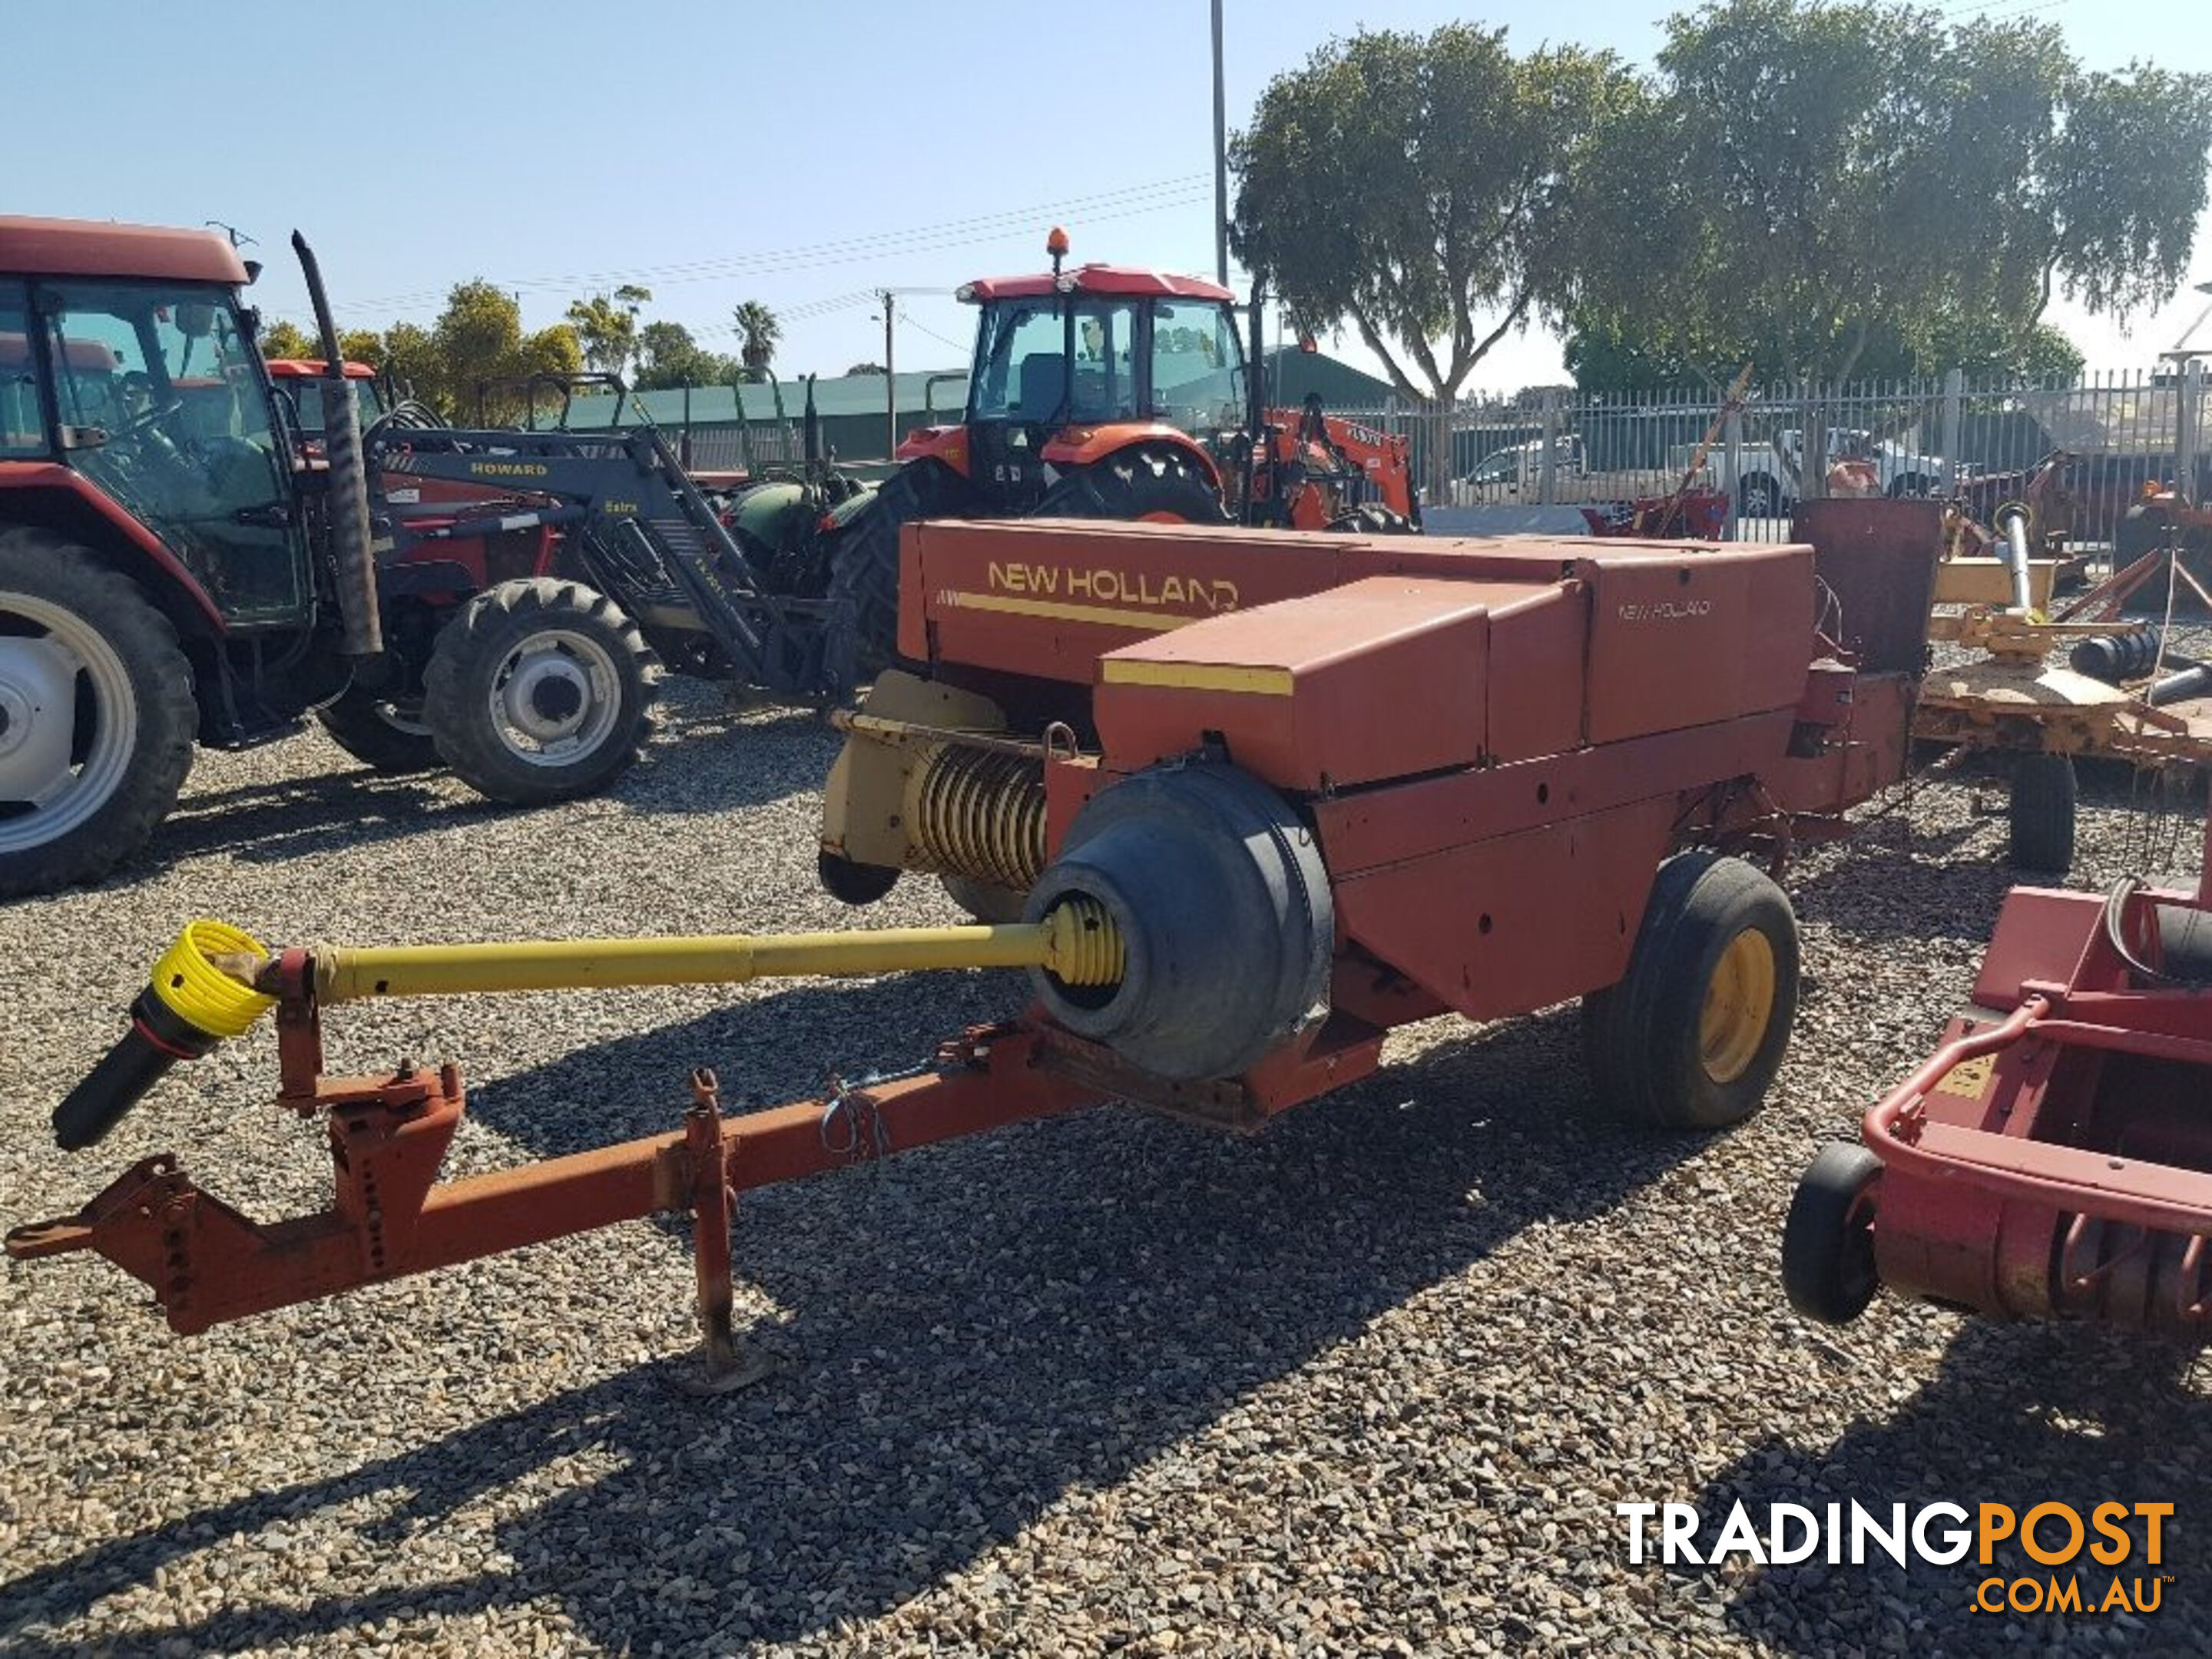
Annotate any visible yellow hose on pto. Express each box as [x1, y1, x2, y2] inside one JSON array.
[[52, 902, 1122, 1152]]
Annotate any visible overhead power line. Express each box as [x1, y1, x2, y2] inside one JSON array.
[[346, 175, 1210, 316]]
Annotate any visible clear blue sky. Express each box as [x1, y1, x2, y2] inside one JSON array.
[[13, 0, 2210, 389]]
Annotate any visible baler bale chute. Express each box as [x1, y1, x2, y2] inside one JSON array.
[[8, 511, 1939, 1386], [1783, 814, 2212, 1335]]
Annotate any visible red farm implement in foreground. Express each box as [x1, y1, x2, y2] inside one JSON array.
[[1784, 812, 2212, 1334], [9, 507, 1936, 1386]]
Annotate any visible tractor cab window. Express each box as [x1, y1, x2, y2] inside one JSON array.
[[1149, 299, 1245, 432], [0, 283, 48, 457], [969, 295, 1140, 424], [40, 282, 303, 622]]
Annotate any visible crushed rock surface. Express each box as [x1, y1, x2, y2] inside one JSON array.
[[2, 676, 2207, 1657]]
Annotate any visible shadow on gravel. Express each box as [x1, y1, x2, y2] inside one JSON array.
[[615, 704, 833, 817], [1674, 1323, 2210, 1652], [0, 996, 1712, 1654], [147, 766, 488, 866]]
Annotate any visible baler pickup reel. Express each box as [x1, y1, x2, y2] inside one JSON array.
[[8, 906, 1124, 1389]]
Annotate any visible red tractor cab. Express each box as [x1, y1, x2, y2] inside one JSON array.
[[263, 357, 384, 451]]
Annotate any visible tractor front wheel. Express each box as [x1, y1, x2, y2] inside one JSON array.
[[1581, 851, 1801, 1129], [1034, 444, 1231, 526], [423, 579, 654, 806], [824, 459, 976, 695], [316, 684, 440, 774], [0, 526, 197, 896]]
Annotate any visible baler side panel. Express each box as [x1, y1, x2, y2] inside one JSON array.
[[1585, 550, 1814, 744], [1331, 798, 1680, 1019]]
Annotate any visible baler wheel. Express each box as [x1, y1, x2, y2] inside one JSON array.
[[1581, 852, 1800, 1129], [1781, 1142, 1883, 1325], [2007, 753, 2077, 873]]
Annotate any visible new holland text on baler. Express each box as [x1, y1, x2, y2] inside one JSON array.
[[9, 508, 1936, 1384]]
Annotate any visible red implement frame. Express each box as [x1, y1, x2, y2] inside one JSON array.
[[1854, 817, 2212, 1331], [5, 951, 1098, 1384]]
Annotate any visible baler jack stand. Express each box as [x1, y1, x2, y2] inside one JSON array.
[[675, 1068, 775, 1395]]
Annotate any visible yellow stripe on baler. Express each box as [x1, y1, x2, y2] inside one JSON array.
[[944, 591, 1198, 633], [1100, 661, 1295, 696]]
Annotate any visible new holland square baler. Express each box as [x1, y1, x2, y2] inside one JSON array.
[[9, 505, 1939, 1385]]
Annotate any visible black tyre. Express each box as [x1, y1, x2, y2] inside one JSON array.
[[316, 684, 439, 774], [1886, 472, 1933, 500], [1737, 474, 1785, 518], [1582, 852, 1801, 1129], [2157, 905, 2212, 981], [818, 848, 899, 906], [1033, 443, 1232, 527], [1327, 503, 1420, 535], [824, 459, 975, 695], [2008, 753, 2076, 873], [0, 526, 197, 896], [422, 578, 653, 806], [1782, 1142, 1884, 1324], [941, 871, 1025, 923]]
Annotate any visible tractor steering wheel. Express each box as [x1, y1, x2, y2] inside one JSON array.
[[119, 396, 186, 442]]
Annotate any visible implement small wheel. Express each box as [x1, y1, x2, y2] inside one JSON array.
[[2008, 753, 2076, 873], [1782, 1142, 1883, 1325], [1582, 852, 1800, 1129], [818, 848, 898, 906], [424, 579, 653, 806]]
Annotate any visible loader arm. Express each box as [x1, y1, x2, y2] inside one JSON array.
[[370, 423, 850, 697]]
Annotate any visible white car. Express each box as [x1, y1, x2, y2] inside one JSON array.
[[1452, 435, 1587, 502], [1736, 427, 1956, 516]]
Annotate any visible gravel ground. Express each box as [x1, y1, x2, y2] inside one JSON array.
[[3, 674, 2210, 1657]]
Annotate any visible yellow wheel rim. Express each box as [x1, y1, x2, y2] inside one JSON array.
[[1700, 927, 1777, 1085]]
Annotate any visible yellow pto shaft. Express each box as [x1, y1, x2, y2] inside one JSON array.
[[51, 902, 1123, 1152], [305, 904, 1123, 1005]]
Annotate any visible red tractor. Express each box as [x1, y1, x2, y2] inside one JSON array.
[[809, 230, 1418, 669], [0, 217, 863, 896]]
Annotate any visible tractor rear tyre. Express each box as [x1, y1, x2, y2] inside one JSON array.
[[1781, 1142, 1883, 1325], [1033, 444, 1231, 526], [1328, 503, 1419, 535], [824, 459, 975, 695], [316, 684, 440, 774], [0, 527, 197, 896], [423, 579, 654, 806], [1581, 852, 1801, 1129], [2008, 753, 2076, 873]]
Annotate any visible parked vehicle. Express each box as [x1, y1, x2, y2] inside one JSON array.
[[1452, 435, 1587, 501], [1737, 426, 1955, 517]]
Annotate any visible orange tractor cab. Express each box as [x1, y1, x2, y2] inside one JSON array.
[[810, 231, 1417, 671]]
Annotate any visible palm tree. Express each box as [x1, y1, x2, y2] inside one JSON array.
[[732, 300, 782, 382]]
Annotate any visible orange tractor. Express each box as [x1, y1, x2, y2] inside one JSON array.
[[810, 230, 1417, 671]]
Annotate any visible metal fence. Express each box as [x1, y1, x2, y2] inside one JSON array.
[[1333, 363, 2208, 548]]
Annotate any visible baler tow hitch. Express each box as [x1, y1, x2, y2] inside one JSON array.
[[5, 908, 1122, 1389]]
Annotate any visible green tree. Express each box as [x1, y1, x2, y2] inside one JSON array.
[[844, 360, 887, 377], [257, 317, 318, 359], [1231, 25, 1632, 489], [731, 300, 782, 381], [633, 320, 742, 389], [1571, 0, 2212, 392], [565, 283, 653, 378]]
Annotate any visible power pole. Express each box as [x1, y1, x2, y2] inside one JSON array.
[[880, 290, 897, 460], [1211, 0, 1229, 287]]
